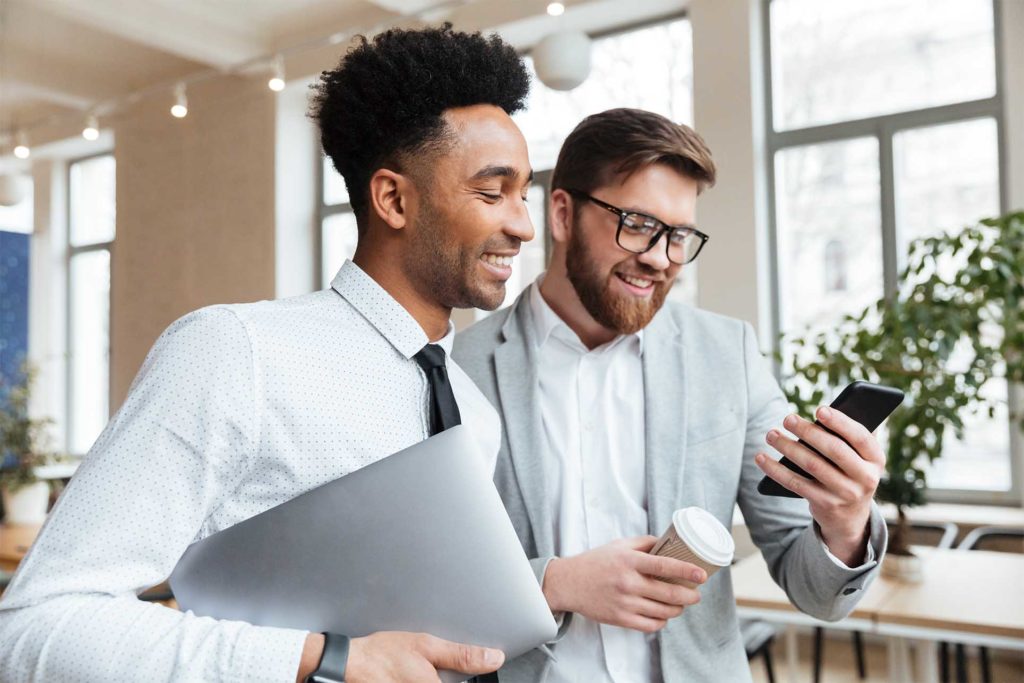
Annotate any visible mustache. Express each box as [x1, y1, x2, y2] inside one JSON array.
[[478, 236, 522, 255]]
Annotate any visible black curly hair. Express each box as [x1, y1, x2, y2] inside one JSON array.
[[310, 24, 530, 229]]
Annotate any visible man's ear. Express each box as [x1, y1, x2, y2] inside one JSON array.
[[549, 189, 574, 245], [368, 169, 411, 230]]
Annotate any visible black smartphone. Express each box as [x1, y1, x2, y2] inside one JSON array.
[[757, 380, 904, 498]]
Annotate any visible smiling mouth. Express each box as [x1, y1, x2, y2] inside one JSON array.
[[481, 253, 514, 267], [617, 273, 653, 289]]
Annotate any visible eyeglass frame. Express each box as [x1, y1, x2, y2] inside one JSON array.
[[565, 189, 710, 265]]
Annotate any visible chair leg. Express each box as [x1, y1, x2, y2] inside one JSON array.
[[852, 630, 867, 679], [762, 637, 777, 683], [813, 626, 824, 683], [979, 645, 991, 683], [955, 643, 968, 683], [939, 642, 949, 683]]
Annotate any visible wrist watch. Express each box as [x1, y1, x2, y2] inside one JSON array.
[[305, 632, 350, 683]]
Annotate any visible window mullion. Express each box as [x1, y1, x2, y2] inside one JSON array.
[[878, 128, 899, 300]]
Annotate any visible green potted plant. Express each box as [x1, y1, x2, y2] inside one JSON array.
[[779, 211, 1024, 578], [0, 364, 60, 525]]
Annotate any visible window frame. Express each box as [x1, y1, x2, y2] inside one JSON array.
[[66, 151, 115, 456], [761, 0, 1018, 505]]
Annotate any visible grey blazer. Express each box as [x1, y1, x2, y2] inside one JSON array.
[[453, 288, 887, 683]]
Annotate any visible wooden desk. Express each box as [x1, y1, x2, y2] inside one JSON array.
[[732, 548, 1024, 683], [0, 524, 41, 573], [872, 548, 1024, 641]]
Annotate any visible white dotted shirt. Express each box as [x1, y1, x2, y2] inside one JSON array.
[[0, 259, 501, 683]]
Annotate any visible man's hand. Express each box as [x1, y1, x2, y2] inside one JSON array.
[[542, 537, 705, 634], [756, 407, 884, 566], [296, 631, 504, 683]]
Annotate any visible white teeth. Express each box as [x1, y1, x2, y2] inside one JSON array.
[[621, 275, 652, 288], [482, 254, 514, 267]]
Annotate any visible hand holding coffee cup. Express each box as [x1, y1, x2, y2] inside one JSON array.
[[649, 507, 735, 588]]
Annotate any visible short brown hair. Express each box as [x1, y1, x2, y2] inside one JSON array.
[[551, 108, 716, 197]]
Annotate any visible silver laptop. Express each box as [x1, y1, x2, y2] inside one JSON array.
[[169, 425, 556, 682]]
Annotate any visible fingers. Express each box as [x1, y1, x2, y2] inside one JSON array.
[[631, 596, 686, 621], [754, 451, 834, 504], [815, 406, 886, 466], [765, 428, 853, 496], [769, 413, 882, 496], [419, 635, 504, 674], [619, 613, 669, 634], [637, 575, 701, 607], [633, 553, 707, 585], [624, 535, 659, 552]]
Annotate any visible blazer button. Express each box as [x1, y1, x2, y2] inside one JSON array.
[[842, 587, 857, 596]]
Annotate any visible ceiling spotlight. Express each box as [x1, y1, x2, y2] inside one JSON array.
[[268, 56, 285, 92], [547, 2, 565, 16], [13, 132, 30, 159], [171, 83, 189, 118], [82, 114, 100, 141]]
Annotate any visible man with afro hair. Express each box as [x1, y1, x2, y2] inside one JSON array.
[[0, 24, 534, 683]]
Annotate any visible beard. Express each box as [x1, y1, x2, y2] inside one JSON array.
[[402, 196, 512, 311], [565, 227, 673, 335]]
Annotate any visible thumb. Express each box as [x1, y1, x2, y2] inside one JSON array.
[[422, 636, 505, 674], [624, 535, 659, 552]]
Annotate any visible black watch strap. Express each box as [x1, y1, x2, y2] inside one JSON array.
[[305, 632, 350, 683]]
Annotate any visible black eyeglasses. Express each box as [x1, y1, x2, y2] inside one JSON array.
[[566, 189, 709, 265]]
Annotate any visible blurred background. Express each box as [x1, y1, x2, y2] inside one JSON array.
[[0, 1, 1022, 680]]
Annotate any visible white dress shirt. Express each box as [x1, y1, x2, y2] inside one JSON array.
[[528, 280, 658, 683], [0, 260, 500, 683]]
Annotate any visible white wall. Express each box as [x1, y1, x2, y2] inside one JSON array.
[[689, 0, 772, 345]]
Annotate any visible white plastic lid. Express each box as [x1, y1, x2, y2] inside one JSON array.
[[672, 507, 735, 567]]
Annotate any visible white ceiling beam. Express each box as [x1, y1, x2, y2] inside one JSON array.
[[27, 0, 268, 69], [2, 81, 94, 112]]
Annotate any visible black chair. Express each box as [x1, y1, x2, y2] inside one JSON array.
[[742, 619, 778, 683], [950, 526, 1023, 683], [812, 521, 959, 683]]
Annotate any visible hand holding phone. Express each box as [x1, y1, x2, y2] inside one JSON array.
[[757, 381, 904, 498]]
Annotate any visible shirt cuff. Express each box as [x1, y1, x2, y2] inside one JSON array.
[[814, 522, 876, 570]]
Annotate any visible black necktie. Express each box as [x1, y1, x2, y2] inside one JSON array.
[[413, 344, 462, 436]]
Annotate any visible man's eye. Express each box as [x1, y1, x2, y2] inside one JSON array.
[[478, 192, 501, 202]]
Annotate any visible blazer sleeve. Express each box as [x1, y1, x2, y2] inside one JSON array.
[[734, 322, 887, 622]]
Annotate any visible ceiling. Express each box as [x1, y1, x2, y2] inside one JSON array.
[[0, 0, 688, 156]]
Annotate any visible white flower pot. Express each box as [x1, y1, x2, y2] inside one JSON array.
[[881, 551, 924, 583], [1, 481, 50, 525]]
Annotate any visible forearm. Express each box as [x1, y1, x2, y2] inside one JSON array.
[[295, 633, 325, 683], [0, 594, 307, 683]]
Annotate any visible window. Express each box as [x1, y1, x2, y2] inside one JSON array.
[[765, 0, 1012, 500], [823, 240, 847, 293], [67, 154, 115, 456], [319, 157, 355, 288], [318, 16, 698, 309]]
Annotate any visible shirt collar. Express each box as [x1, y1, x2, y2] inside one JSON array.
[[527, 273, 644, 354], [331, 259, 454, 359]]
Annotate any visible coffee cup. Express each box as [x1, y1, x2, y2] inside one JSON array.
[[649, 507, 735, 587]]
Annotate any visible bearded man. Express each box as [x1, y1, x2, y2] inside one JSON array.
[[453, 108, 888, 683]]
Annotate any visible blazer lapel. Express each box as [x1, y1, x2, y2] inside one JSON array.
[[643, 308, 689, 537], [494, 294, 554, 555]]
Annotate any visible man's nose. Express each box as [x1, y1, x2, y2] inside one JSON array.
[[636, 232, 671, 270], [507, 198, 536, 243]]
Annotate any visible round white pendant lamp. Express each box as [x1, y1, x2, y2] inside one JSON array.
[[0, 173, 31, 207], [532, 30, 592, 91]]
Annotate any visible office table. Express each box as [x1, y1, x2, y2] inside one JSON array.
[[732, 547, 1024, 683]]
